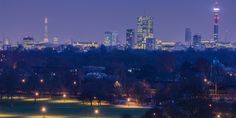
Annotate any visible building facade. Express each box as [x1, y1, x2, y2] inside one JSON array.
[[193, 34, 202, 48], [146, 38, 156, 50], [126, 29, 135, 49], [137, 16, 154, 49], [185, 28, 192, 46], [103, 32, 118, 47]]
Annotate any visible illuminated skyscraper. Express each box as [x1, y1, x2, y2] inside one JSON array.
[[43, 17, 49, 43], [126, 29, 135, 49], [213, 0, 220, 42], [103, 32, 118, 47], [137, 16, 154, 49]]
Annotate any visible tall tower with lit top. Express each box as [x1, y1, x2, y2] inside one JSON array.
[[43, 17, 49, 43], [213, 0, 220, 42]]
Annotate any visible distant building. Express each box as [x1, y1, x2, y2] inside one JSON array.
[[146, 38, 156, 50], [103, 32, 118, 47], [185, 28, 192, 46], [73, 41, 99, 51], [193, 34, 202, 48], [43, 17, 49, 43], [137, 16, 154, 49], [3, 39, 11, 50], [126, 29, 135, 49], [23, 37, 35, 49], [52, 37, 59, 45], [159, 41, 176, 51], [83, 66, 107, 79]]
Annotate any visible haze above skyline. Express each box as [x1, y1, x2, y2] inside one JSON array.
[[0, 0, 236, 43]]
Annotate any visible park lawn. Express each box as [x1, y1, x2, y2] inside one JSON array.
[[0, 99, 149, 118]]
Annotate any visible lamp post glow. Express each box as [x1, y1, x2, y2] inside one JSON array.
[[34, 92, 39, 103], [40, 79, 44, 84], [21, 79, 26, 83], [153, 112, 156, 118], [63, 94, 67, 102], [35, 92, 39, 96], [127, 98, 130, 106], [94, 109, 99, 118], [73, 81, 77, 85], [41, 106, 47, 118]]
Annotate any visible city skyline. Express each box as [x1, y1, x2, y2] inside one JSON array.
[[0, 0, 236, 44]]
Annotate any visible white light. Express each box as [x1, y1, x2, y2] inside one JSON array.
[[94, 109, 99, 114], [63, 94, 67, 98], [41, 107, 47, 113], [213, 8, 220, 11]]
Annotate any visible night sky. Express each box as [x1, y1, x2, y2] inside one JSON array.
[[0, 0, 236, 44]]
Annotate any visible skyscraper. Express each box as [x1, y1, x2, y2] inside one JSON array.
[[185, 28, 192, 47], [193, 34, 202, 48], [43, 17, 49, 43], [213, 1, 220, 42], [185, 28, 192, 42], [103, 32, 118, 47], [137, 16, 154, 49], [126, 29, 135, 49]]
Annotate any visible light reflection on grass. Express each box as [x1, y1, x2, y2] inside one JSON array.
[[49, 99, 81, 103], [0, 98, 149, 118], [23, 98, 52, 102], [0, 113, 18, 118]]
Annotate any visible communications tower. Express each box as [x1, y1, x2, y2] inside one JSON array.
[[213, 0, 220, 42]]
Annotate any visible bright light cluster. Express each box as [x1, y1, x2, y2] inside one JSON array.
[[213, 7, 220, 11]]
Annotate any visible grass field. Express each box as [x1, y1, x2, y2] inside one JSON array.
[[0, 99, 149, 118]]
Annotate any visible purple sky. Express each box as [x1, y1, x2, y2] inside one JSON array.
[[0, 0, 236, 44]]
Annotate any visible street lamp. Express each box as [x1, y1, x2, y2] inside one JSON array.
[[63, 94, 67, 102], [21, 79, 26, 83], [94, 109, 99, 118], [40, 79, 44, 84], [127, 98, 130, 107], [153, 112, 156, 118], [34, 92, 39, 103], [41, 106, 47, 118], [73, 81, 77, 85], [209, 104, 212, 107]]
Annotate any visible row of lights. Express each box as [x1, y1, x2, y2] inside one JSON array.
[[21, 79, 44, 84], [37, 92, 99, 117], [40, 106, 99, 118], [21, 79, 77, 85]]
